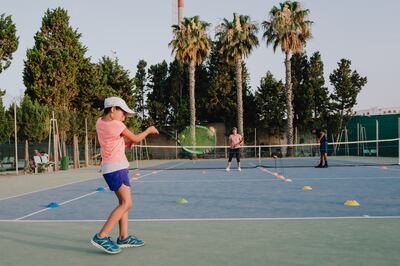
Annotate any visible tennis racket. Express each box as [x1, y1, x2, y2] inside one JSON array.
[[177, 125, 217, 155]]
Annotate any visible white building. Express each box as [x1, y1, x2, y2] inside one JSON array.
[[354, 107, 400, 116]]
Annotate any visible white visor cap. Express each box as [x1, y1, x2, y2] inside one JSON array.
[[104, 97, 136, 117]]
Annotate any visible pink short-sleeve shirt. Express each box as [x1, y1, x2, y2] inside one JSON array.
[[229, 134, 242, 149], [96, 118, 129, 174]]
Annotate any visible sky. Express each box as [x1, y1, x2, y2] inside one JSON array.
[[1, 0, 399, 110]]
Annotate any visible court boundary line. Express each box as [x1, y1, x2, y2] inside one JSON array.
[[13, 162, 186, 221], [0, 176, 101, 201], [134, 176, 400, 183], [367, 165, 400, 172], [2, 216, 400, 223]]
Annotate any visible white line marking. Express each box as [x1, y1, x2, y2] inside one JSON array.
[[2, 216, 400, 223], [13, 162, 185, 221], [367, 166, 400, 172], [132, 176, 400, 183], [137, 178, 280, 183], [14, 191, 100, 221], [0, 176, 101, 201]]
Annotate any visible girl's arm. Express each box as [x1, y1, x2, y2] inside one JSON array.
[[121, 126, 159, 144]]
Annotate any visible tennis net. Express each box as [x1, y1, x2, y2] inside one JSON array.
[[129, 138, 400, 170]]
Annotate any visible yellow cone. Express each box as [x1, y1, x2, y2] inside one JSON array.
[[303, 186, 312, 191], [344, 199, 360, 206]]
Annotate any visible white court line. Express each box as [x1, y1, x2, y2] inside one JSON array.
[[135, 176, 400, 183], [367, 165, 400, 172], [250, 162, 400, 181], [137, 178, 279, 183], [2, 216, 400, 223], [14, 191, 100, 221], [0, 176, 101, 201], [14, 162, 186, 221]]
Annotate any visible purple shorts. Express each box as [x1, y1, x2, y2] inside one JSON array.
[[103, 169, 130, 191]]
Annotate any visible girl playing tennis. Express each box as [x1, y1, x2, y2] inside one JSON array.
[[226, 127, 243, 172], [91, 96, 158, 254]]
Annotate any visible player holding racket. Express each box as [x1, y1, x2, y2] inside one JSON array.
[[91, 96, 158, 254], [226, 127, 243, 172]]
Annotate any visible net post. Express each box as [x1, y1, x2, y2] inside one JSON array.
[[258, 146, 261, 166], [376, 119, 379, 157], [398, 137, 400, 166], [357, 123, 360, 156], [254, 128, 257, 158], [134, 145, 139, 169]]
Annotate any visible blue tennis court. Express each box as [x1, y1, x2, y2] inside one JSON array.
[[1, 161, 400, 265]]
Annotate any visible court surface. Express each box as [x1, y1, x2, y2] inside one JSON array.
[[1, 159, 399, 266]]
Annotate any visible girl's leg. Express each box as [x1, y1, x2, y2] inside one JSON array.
[[99, 184, 132, 238], [116, 189, 131, 240]]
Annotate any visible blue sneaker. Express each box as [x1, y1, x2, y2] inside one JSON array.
[[91, 234, 121, 254], [117, 235, 145, 248]]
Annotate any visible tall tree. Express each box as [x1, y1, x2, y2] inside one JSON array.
[[169, 16, 212, 145], [216, 13, 259, 139], [134, 60, 148, 121], [262, 1, 312, 152], [167, 59, 188, 131], [23, 8, 86, 110], [0, 14, 18, 143], [0, 90, 12, 143], [71, 58, 109, 143], [329, 59, 367, 138], [97, 56, 137, 130], [0, 13, 19, 74], [16, 96, 50, 143], [205, 43, 237, 127], [291, 52, 313, 131], [307, 52, 329, 128], [255, 71, 286, 136], [97, 56, 135, 108], [23, 7, 87, 152], [146, 61, 170, 126]]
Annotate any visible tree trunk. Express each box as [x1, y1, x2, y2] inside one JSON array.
[[236, 57, 244, 140], [24, 140, 29, 174], [189, 60, 196, 158], [84, 118, 89, 167], [61, 131, 67, 157], [73, 134, 79, 168], [285, 51, 294, 156]]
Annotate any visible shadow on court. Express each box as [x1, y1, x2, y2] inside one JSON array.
[[1, 219, 399, 266]]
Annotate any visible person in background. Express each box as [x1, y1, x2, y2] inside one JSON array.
[[226, 127, 243, 172], [311, 128, 328, 168]]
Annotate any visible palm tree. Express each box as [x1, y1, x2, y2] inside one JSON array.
[[262, 1, 312, 154], [216, 13, 259, 140], [169, 16, 212, 146]]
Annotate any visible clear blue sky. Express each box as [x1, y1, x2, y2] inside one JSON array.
[[1, 0, 399, 110]]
